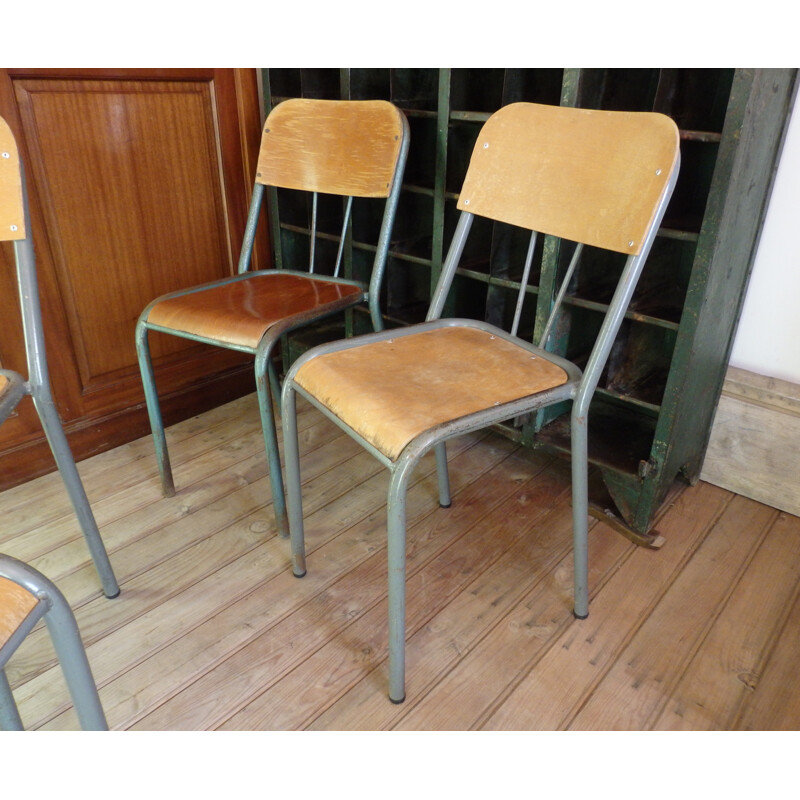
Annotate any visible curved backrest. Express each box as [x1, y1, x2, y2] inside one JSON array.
[[457, 102, 679, 254], [0, 116, 26, 242], [256, 98, 406, 198]]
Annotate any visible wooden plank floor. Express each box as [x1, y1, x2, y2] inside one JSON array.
[[2, 392, 800, 731]]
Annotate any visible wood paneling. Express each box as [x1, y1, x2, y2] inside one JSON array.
[[0, 69, 267, 489], [13, 78, 232, 387]]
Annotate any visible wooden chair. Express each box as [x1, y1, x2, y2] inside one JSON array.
[[136, 99, 409, 539], [280, 101, 680, 702], [0, 116, 119, 599], [0, 553, 107, 729]]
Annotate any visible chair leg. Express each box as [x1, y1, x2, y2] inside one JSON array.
[[135, 322, 176, 497], [268, 358, 282, 417], [32, 391, 120, 599], [43, 578, 109, 730], [0, 669, 23, 730], [255, 353, 289, 540], [571, 410, 590, 620], [434, 442, 451, 508], [282, 384, 307, 577], [387, 461, 414, 704]]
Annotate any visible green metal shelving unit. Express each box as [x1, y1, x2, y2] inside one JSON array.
[[260, 67, 797, 541]]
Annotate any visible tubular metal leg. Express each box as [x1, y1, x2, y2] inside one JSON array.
[[255, 350, 289, 540], [0, 669, 23, 730], [44, 580, 108, 730], [387, 460, 414, 704], [282, 384, 307, 577], [268, 358, 282, 417], [32, 391, 120, 599], [571, 408, 590, 619], [434, 442, 451, 508], [135, 322, 176, 498]]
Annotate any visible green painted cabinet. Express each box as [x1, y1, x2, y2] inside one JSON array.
[[261, 67, 797, 540]]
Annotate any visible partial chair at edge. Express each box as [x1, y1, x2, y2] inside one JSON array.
[[0, 553, 107, 730], [136, 98, 409, 540], [281, 101, 681, 702], [0, 115, 118, 599]]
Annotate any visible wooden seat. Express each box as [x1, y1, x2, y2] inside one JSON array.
[[295, 324, 569, 460], [281, 101, 681, 703], [0, 555, 107, 730], [0, 115, 118, 599], [146, 272, 364, 349], [136, 99, 409, 540]]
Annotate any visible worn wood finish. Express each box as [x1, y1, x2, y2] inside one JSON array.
[[457, 103, 678, 254], [147, 273, 364, 349], [0, 394, 798, 731], [0, 576, 37, 650], [296, 325, 569, 460], [257, 99, 404, 197], [0, 69, 264, 490]]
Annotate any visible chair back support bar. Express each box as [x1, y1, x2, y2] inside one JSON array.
[[510, 231, 537, 337], [456, 102, 679, 254], [0, 117, 26, 241], [256, 98, 406, 198], [538, 242, 584, 348]]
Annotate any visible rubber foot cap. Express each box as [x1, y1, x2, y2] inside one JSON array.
[[389, 694, 406, 705], [574, 611, 589, 620], [440, 502, 452, 509], [293, 570, 307, 579], [104, 589, 122, 600]]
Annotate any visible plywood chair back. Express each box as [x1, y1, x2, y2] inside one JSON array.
[[0, 116, 26, 242], [456, 102, 679, 255], [256, 98, 405, 198]]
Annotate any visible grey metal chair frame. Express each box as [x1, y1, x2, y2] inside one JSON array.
[[0, 117, 119, 599], [0, 553, 108, 730], [136, 99, 410, 540], [280, 102, 681, 702]]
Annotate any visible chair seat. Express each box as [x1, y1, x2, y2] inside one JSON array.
[[294, 325, 570, 460], [0, 576, 38, 652], [146, 272, 365, 349]]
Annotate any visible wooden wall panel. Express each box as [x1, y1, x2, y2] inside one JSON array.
[[0, 68, 267, 489], [13, 78, 233, 390]]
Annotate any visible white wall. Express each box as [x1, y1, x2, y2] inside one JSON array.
[[728, 102, 800, 384]]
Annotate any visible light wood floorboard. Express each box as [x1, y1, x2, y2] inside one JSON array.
[[2, 393, 799, 731]]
